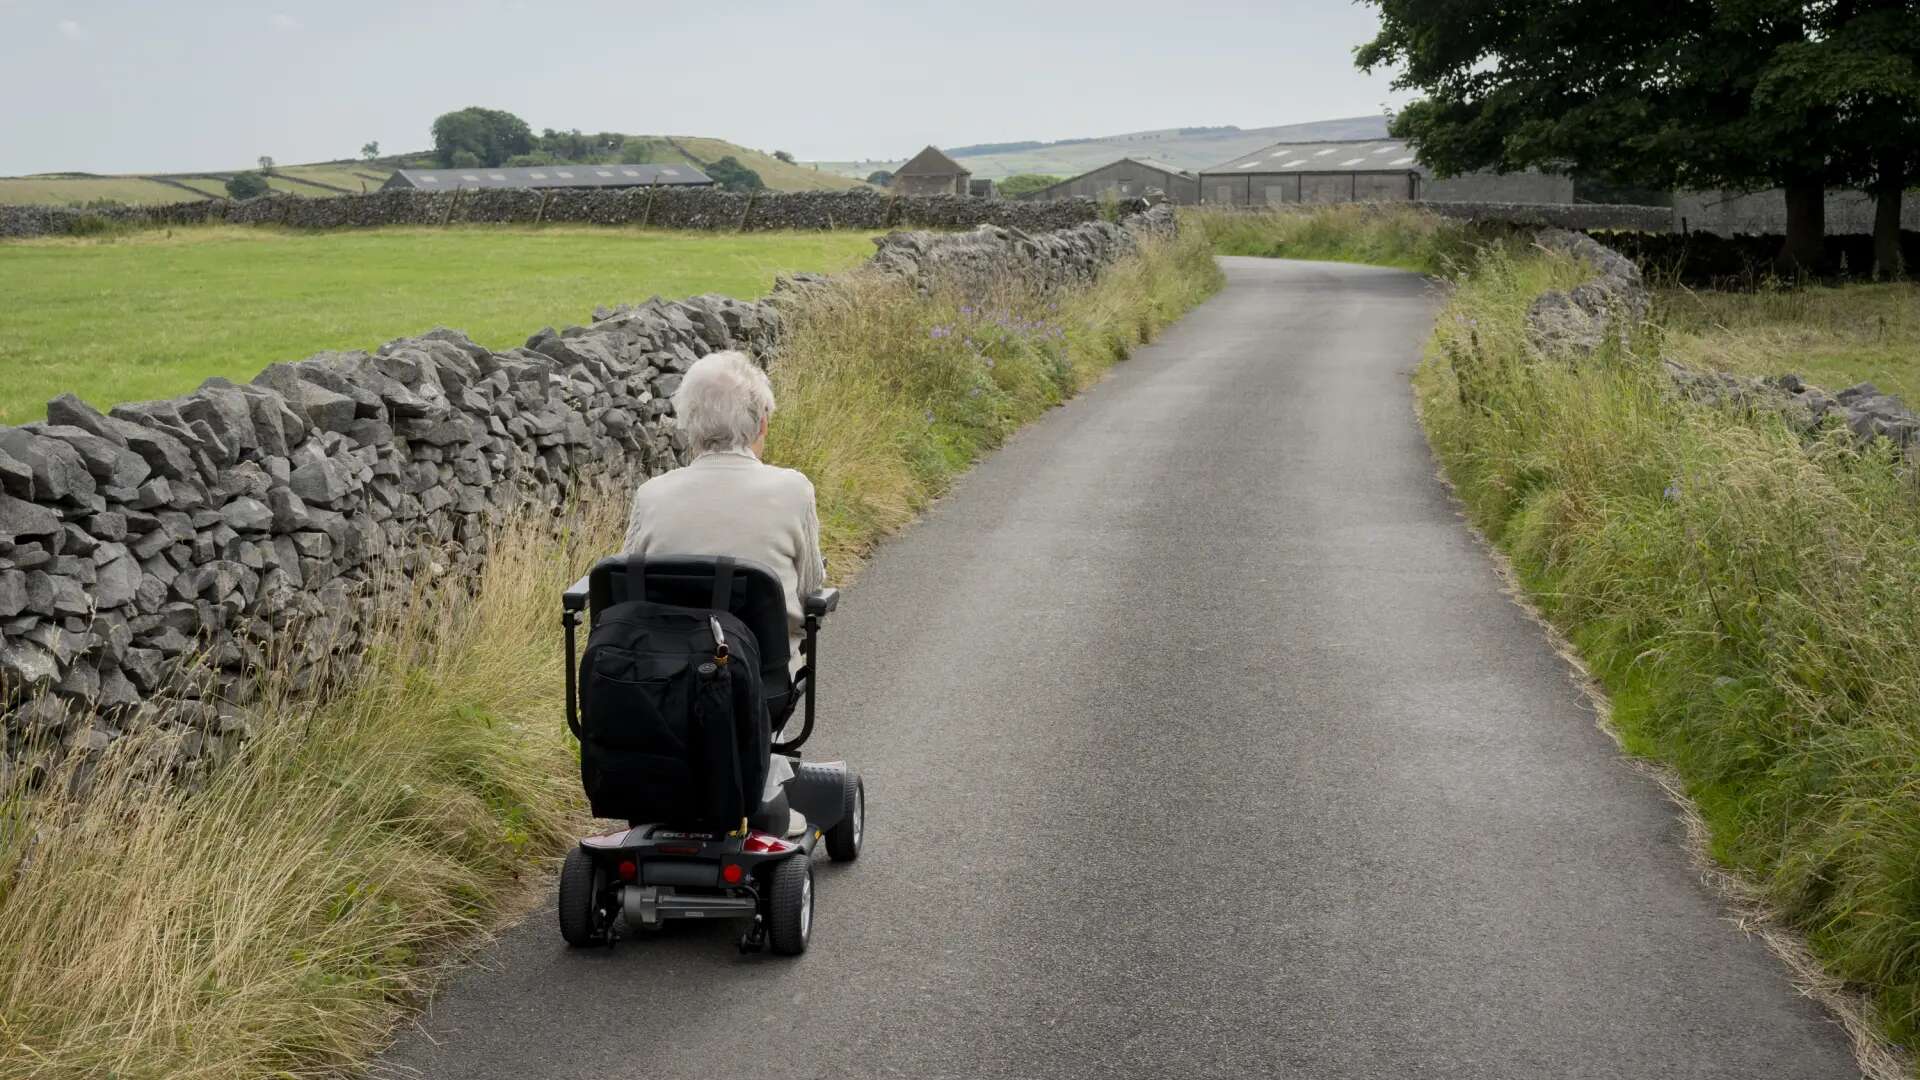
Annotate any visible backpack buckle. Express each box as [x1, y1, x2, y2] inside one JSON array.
[[709, 615, 731, 665]]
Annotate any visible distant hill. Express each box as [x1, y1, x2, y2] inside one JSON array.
[[812, 116, 1394, 181], [0, 136, 871, 208]]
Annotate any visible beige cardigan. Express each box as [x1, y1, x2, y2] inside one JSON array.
[[621, 450, 827, 675]]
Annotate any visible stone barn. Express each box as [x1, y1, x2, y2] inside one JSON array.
[[1020, 158, 1200, 205], [1199, 139, 1571, 207], [891, 146, 972, 197], [381, 164, 715, 192]]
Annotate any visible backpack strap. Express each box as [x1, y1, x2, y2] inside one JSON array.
[[711, 555, 735, 612], [624, 558, 648, 605]]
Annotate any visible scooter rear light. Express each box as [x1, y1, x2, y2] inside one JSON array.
[[742, 832, 797, 855], [616, 859, 638, 881], [720, 863, 745, 885]]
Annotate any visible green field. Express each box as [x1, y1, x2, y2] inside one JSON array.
[[0, 225, 877, 424], [1657, 282, 1920, 404]]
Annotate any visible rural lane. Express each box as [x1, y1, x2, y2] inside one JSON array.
[[379, 257, 1858, 1079]]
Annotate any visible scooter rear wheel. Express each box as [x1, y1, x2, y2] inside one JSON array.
[[558, 846, 605, 947], [767, 857, 813, 956]]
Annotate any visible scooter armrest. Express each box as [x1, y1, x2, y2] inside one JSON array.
[[563, 574, 591, 613], [804, 588, 840, 618]]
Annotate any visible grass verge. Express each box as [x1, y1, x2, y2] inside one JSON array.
[[1416, 242, 1920, 1063], [1182, 203, 1505, 275], [0, 225, 1223, 1078], [0, 225, 876, 426]]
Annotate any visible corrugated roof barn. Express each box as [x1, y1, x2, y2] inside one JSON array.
[[381, 164, 715, 192], [1199, 139, 1572, 206]]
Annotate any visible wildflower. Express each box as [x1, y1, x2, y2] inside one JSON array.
[[1663, 482, 1680, 502]]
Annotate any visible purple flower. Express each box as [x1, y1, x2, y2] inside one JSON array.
[[930, 325, 951, 340]]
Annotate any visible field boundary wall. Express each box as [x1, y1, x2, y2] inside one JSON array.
[[0, 205, 1174, 781]]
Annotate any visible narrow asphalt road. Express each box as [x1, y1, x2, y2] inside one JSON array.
[[379, 257, 1858, 1080]]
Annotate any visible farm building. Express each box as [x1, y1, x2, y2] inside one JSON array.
[[1019, 158, 1201, 205], [381, 164, 714, 192], [1199, 140, 1571, 207], [969, 178, 998, 200], [891, 146, 973, 197]]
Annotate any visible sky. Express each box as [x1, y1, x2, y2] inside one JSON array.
[[0, 0, 1412, 175]]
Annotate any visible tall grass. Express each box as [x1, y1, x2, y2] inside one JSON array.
[[1182, 203, 1506, 275], [0, 492, 616, 1078], [0, 226, 1223, 1078], [1417, 244, 1920, 1056]]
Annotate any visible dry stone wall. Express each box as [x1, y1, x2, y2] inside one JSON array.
[[1526, 228, 1920, 451], [0, 188, 1104, 240], [0, 206, 1173, 782]]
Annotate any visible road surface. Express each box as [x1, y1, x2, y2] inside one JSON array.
[[379, 257, 1858, 1080]]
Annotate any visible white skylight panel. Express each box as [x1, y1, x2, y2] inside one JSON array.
[[1282, 159, 1306, 168], [1372, 145, 1399, 155], [420, 175, 440, 183], [461, 174, 479, 181], [1237, 161, 1259, 169], [1391, 156, 1415, 165], [556, 171, 574, 178], [529, 172, 548, 179], [1313, 148, 1337, 156], [661, 168, 680, 176], [488, 173, 506, 181], [622, 169, 640, 177], [595, 169, 613, 177], [1268, 149, 1292, 158], [1339, 158, 1365, 166]]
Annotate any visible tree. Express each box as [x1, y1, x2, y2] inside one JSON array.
[[773, 150, 795, 164], [620, 140, 654, 165], [1752, 3, 1920, 277], [865, 170, 893, 187], [430, 107, 535, 168], [256, 155, 275, 172], [226, 171, 270, 199], [1355, 0, 1918, 272], [705, 156, 765, 192], [360, 140, 380, 162], [997, 173, 1064, 198], [451, 149, 482, 168]]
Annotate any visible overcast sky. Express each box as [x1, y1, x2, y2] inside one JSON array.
[[0, 0, 1410, 175]]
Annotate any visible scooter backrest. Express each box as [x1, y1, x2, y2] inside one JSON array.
[[585, 554, 791, 693]]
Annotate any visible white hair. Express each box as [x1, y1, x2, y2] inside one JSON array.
[[674, 350, 775, 454]]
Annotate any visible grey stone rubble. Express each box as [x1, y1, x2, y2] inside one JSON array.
[[1525, 227, 1920, 451], [1524, 228, 1653, 355], [0, 187, 1110, 240], [0, 203, 1176, 782]]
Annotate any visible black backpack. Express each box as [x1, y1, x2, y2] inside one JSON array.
[[576, 558, 770, 828]]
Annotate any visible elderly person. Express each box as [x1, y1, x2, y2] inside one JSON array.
[[623, 351, 826, 825]]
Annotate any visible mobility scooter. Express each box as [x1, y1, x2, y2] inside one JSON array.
[[558, 555, 863, 955]]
